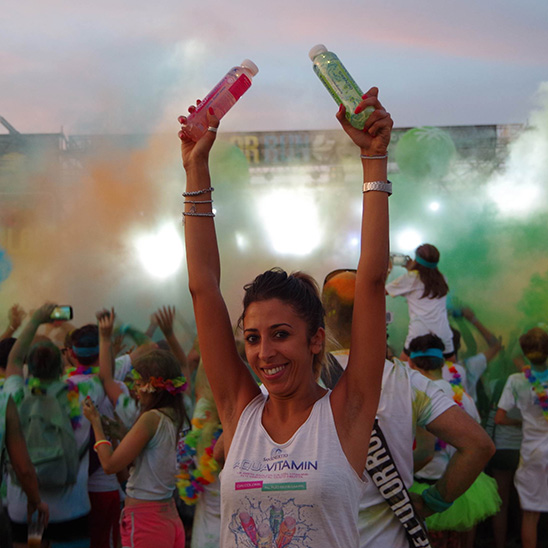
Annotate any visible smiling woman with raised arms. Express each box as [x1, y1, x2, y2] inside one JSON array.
[[179, 87, 393, 548]]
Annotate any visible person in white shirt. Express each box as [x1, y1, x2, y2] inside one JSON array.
[[5, 304, 104, 548], [323, 269, 495, 547], [496, 327, 548, 548], [179, 87, 392, 548], [408, 334, 500, 546], [386, 244, 455, 361], [84, 313, 189, 548]]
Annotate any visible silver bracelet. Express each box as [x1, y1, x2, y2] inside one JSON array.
[[184, 200, 213, 204], [182, 210, 215, 226], [360, 154, 388, 160], [182, 187, 214, 197], [363, 180, 392, 195], [182, 211, 215, 226]]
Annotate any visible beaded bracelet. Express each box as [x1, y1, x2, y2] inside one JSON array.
[[184, 200, 213, 204], [182, 187, 214, 197], [93, 439, 112, 452]]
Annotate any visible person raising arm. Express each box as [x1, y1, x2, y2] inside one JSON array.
[[179, 87, 392, 547]]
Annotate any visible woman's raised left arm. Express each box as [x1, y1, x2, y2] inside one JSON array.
[[331, 87, 392, 474]]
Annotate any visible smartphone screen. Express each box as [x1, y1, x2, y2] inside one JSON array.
[[50, 306, 73, 321]]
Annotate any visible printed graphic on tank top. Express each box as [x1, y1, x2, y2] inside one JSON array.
[[220, 391, 366, 548]]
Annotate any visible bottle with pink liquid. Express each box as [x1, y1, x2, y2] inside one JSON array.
[[239, 511, 258, 545], [180, 59, 259, 141]]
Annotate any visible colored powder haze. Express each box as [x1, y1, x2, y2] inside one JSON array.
[[1, 0, 547, 359]]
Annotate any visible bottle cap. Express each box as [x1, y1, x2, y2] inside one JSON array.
[[309, 44, 328, 61], [241, 59, 259, 76]]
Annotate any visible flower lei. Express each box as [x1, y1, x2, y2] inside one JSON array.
[[26, 377, 83, 429], [523, 366, 548, 421], [447, 364, 464, 408], [130, 369, 187, 395], [435, 364, 464, 451], [176, 414, 222, 505]]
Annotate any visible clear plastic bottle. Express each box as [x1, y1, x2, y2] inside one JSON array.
[[309, 44, 373, 130], [180, 59, 259, 141]]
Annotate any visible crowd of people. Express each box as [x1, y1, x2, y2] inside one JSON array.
[[0, 88, 546, 548]]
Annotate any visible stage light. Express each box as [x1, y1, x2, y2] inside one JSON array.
[[396, 228, 423, 253], [235, 232, 249, 251], [258, 189, 321, 256], [349, 235, 359, 248], [135, 223, 184, 279]]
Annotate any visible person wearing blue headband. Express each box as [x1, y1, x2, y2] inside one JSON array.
[[386, 243, 455, 361], [68, 324, 124, 548], [408, 333, 501, 546], [322, 269, 496, 548]]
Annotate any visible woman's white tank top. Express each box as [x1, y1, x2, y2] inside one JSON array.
[[220, 391, 367, 547], [126, 410, 178, 500]]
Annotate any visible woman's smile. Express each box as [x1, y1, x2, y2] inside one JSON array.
[[243, 298, 321, 390]]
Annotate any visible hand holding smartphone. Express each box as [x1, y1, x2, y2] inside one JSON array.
[[50, 306, 73, 321]]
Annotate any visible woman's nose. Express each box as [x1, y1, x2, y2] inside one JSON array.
[[258, 338, 275, 361]]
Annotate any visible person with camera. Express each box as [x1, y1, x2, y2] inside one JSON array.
[[4, 303, 105, 548]]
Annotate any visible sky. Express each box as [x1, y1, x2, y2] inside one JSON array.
[[2, 0, 548, 136]]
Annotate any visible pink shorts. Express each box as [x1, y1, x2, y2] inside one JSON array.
[[120, 499, 185, 548]]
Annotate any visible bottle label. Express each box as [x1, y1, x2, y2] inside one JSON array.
[[313, 64, 362, 105], [182, 69, 251, 140], [313, 62, 369, 129], [229, 74, 252, 101]]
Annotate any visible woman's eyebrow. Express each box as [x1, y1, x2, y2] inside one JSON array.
[[243, 323, 292, 333]]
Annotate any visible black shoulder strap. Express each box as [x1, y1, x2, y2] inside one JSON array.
[[366, 420, 432, 548]]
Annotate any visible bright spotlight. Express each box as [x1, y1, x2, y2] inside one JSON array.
[[235, 232, 249, 251], [429, 201, 440, 212], [396, 228, 423, 253], [349, 236, 359, 248], [135, 224, 184, 279], [258, 189, 321, 256], [487, 179, 542, 217]]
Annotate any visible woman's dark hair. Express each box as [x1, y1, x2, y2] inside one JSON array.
[[519, 327, 548, 365], [408, 333, 445, 371], [28, 341, 63, 380], [239, 268, 326, 379], [133, 349, 189, 434], [71, 324, 99, 366], [413, 244, 449, 299]]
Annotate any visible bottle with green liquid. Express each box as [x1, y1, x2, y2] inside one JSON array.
[[309, 44, 373, 130]]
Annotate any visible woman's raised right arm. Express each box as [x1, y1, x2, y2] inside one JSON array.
[[179, 109, 260, 435]]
